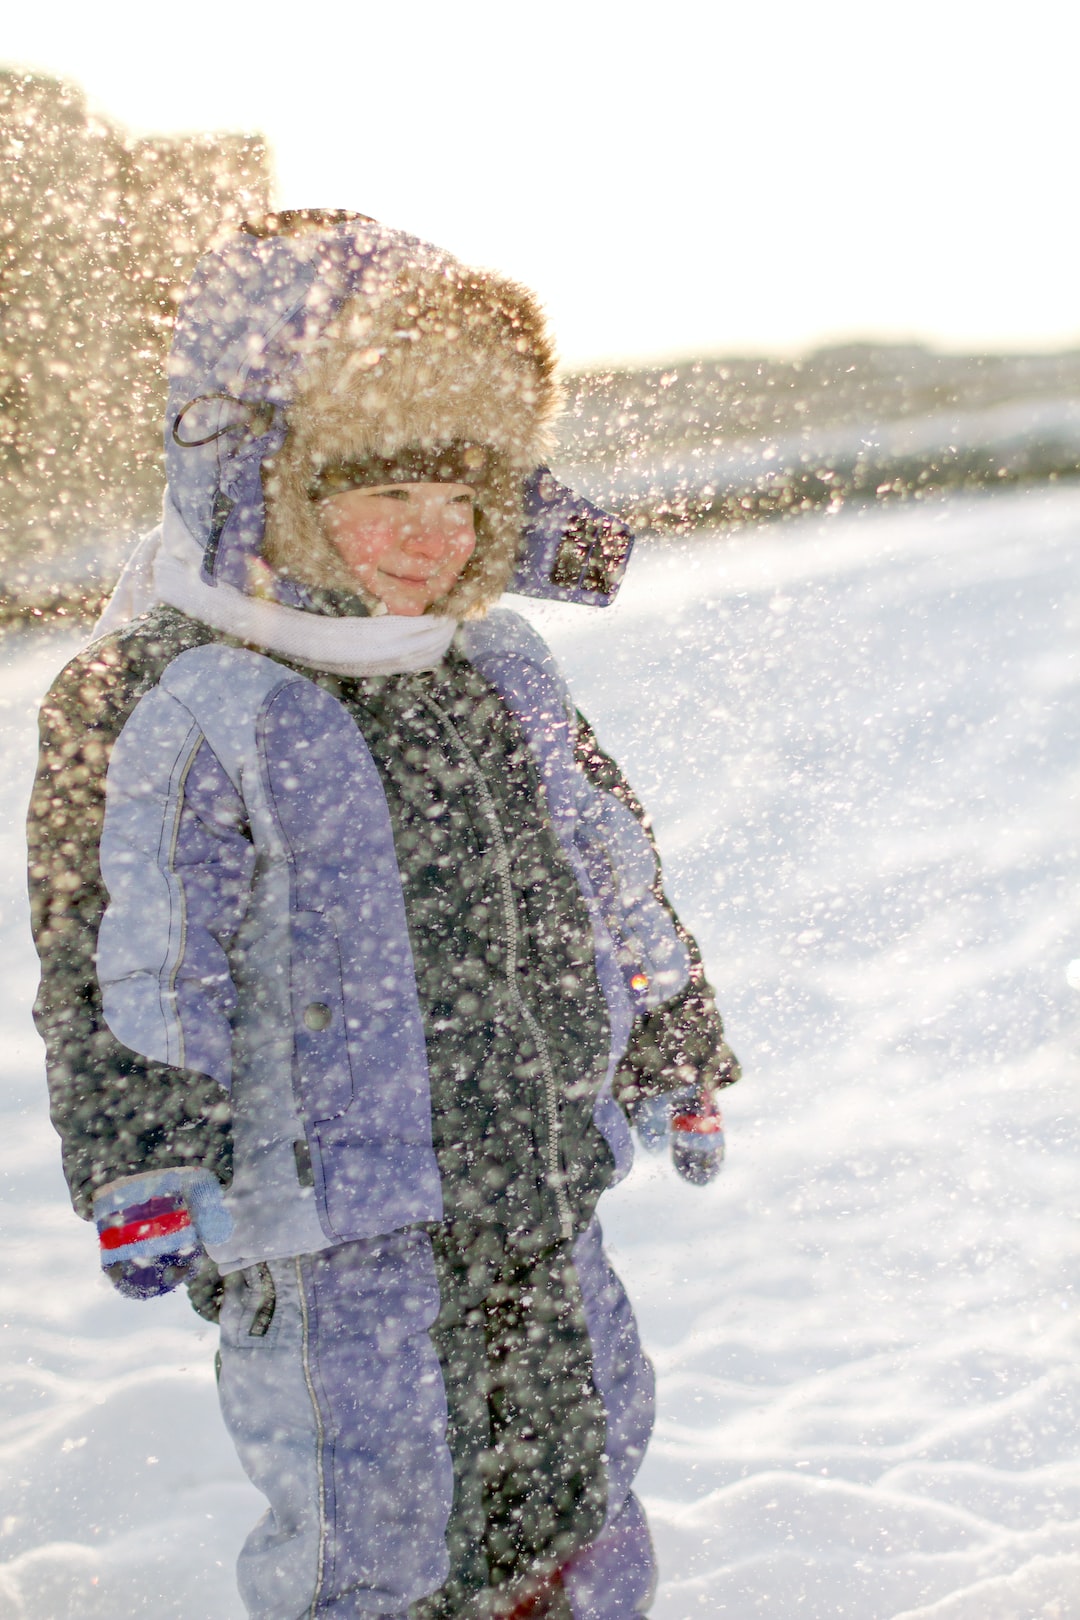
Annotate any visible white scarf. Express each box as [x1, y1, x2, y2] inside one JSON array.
[[91, 497, 459, 677]]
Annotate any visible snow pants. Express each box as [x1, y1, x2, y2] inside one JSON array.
[[217, 1218, 656, 1619]]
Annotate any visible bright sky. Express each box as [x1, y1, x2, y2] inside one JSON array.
[[5, 0, 1080, 368]]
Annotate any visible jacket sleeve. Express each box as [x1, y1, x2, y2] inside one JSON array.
[[27, 646, 242, 1220], [572, 711, 740, 1118]]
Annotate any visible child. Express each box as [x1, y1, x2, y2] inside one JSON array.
[[27, 211, 739, 1620]]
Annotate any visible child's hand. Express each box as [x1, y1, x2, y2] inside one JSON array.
[[670, 1084, 725, 1185], [633, 1083, 725, 1185], [92, 1168, 233, 1300]]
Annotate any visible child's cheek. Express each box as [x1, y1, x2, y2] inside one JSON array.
[[335, 519, 400, 574], [451, 529, 477, 566], [434, 536, 475, 591]]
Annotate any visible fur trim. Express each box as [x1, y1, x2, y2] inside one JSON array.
[[262, 260, 560, 617]]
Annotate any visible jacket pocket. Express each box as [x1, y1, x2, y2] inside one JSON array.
[[220, 1262, 279, 1350], [308, 1121, 444, 1244], [289, 909, 354, 1120]]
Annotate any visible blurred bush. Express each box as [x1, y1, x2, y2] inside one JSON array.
[[0, 68, 269, 604]]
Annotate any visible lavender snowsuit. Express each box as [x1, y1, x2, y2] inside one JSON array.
[[28, 219, 736, 1620]]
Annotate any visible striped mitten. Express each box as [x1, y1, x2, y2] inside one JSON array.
[[93, 1168, 232, 1300], [669, 1082, 725, 1185], [632, 1083, 725, 1184]]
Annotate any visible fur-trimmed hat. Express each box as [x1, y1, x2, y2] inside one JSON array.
[[261, 258, 560, 618]]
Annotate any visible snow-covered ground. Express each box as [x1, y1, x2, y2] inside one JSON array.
[[4, 484, 1080, 1618]]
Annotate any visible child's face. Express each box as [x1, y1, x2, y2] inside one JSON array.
[[316, 482, 477, 615]]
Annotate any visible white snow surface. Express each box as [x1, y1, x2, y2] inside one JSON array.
[[4, 485, 1080, 1618]]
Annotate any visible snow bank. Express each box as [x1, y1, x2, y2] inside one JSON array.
[[4, 484, 1080, 1616]]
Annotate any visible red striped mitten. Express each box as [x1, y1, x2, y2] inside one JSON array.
[[92, 1169, 232, 1300], [669, 1081, 725, 1185]]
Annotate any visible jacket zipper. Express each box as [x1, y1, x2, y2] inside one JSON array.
[[295, 1258, 328, 1618], [416, 693, 574, 1242], [163, 727, 206, 1068]]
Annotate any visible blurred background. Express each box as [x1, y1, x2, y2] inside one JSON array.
[[3, 0, 1080, 614]]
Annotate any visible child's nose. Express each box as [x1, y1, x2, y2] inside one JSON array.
[[403, 515, 458, 554]]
